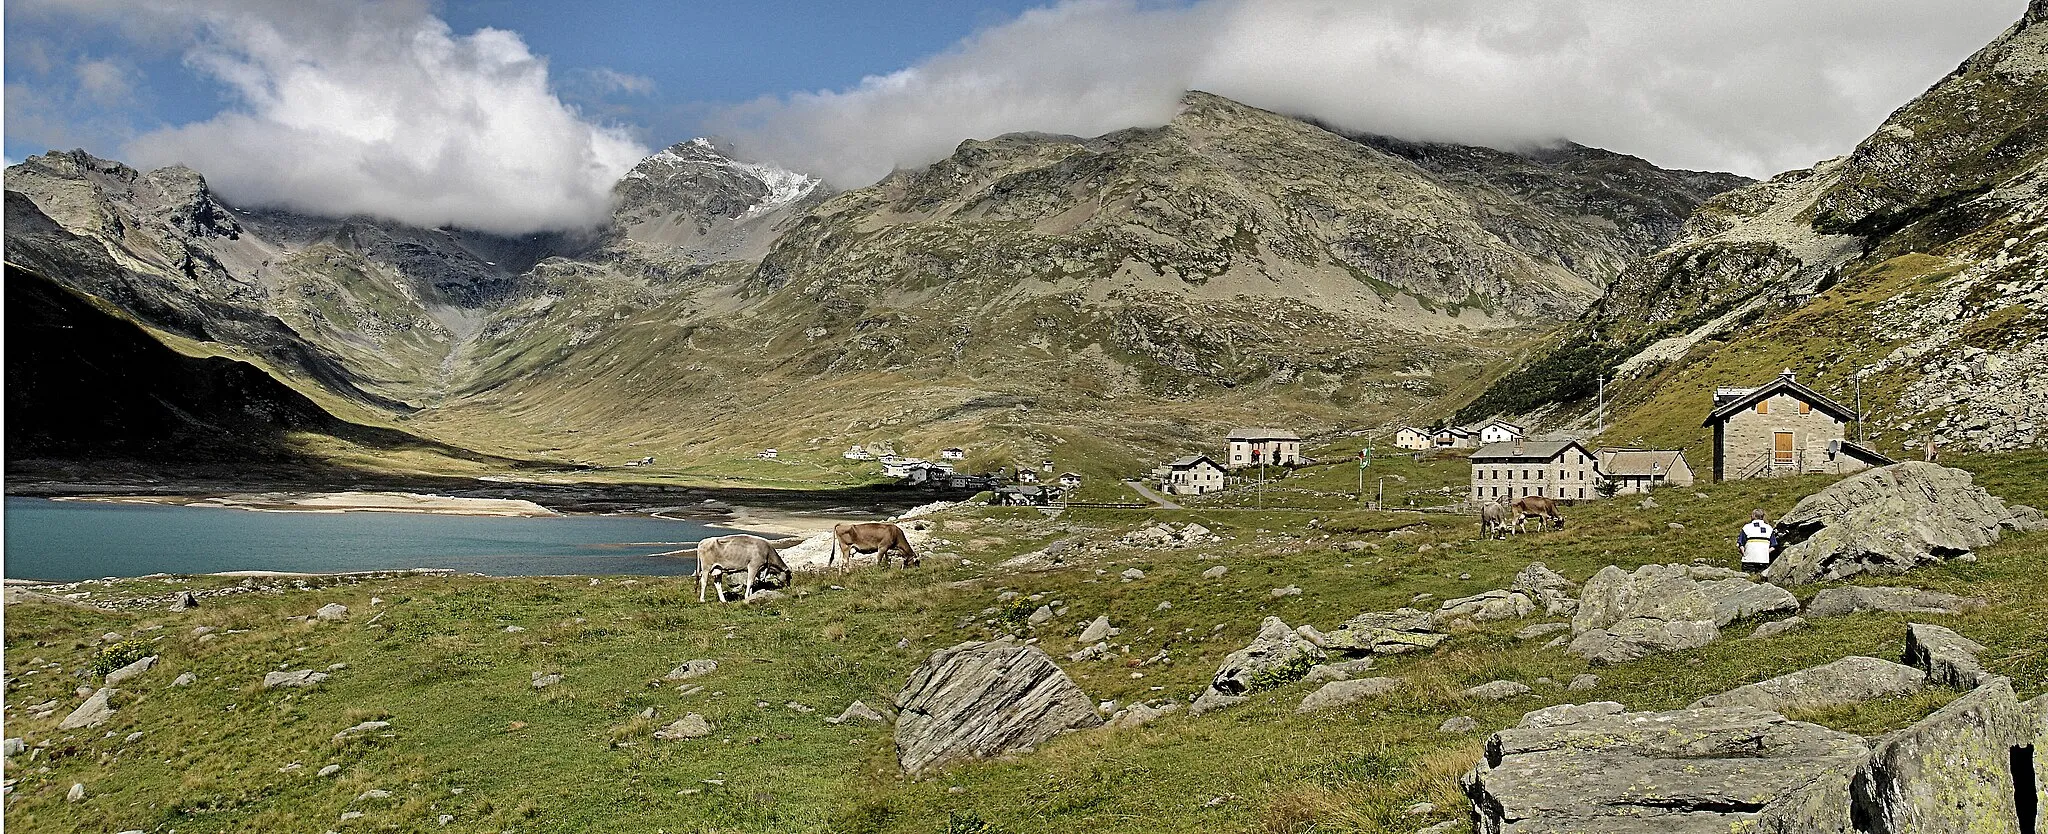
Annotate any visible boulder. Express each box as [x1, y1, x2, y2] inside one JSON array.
[[1853, 677, 2035, 833], [58, 688, 116, 730], [1464, 704, 1871, 833], [314, 603, 349, 620], [1076, 616, 1118, 643], [1295, 677, 1403, 713], [1567, 564, 1800, 663], [264, 670, 329, 689], [1902, 622, 1991, 690], [824, 700, 889, 725], [1696, 579, 1800, 626], [528, 672, 561, 689], [1568, 617, 1719, 665], [1187, 690, 1248, 717], [171, 672, 197, 686], [1566, 674, 1599, 692], [1209, 617, 1326, 696], [103, 655, 158, 686], [663, 659, 719, 682], [1511, 562, 1579, 616], [1751, 617, 1807, 639], [653, 714, 714, 740], [1465, 680, 1532, 701], [1766, 461, 2047, 584], [1689, 656, 1926, 712], [1804, 586, 1984, 618], [1107, 702, 1179, 729], [169, 590, 198, 611], [1434, 590, 1535, 626], [1201, 565, 1228, 579], [1440, 715, 1480, 733], [332, 720, 391, 741], [1302, 658, 1376, 685], [893, 640, 1100, 775], [1515, 622, 1570, 641], [1321, 608, 1448, 654]]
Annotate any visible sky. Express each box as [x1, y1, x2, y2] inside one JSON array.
[[3, 0, 2031, 234]]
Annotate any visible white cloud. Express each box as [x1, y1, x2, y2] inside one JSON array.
[[92, 0, 647, 234], [73, 58, 134, 104], [716, 0, 2027, 187], [572, 67, 657, 96]]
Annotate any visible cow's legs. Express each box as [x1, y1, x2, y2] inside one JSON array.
[[743, 564, 759, 601], [699, 568, 710, 603]]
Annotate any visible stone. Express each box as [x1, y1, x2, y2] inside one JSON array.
[[893, 640, 1101, 775], [1270, 585, 1302, 598], [1201, 566, 1228, 579], [1565, 564, 1771, 663], [103, 655, 158, 686], [1027, 605, 1056, 625], [1690, 656, 1926, 712], [503, 625, 525, 633], [67, 783, 86, 803], [3, 737, 24, 757], [1464, 680, 1531, 701], [356, 789, 393, 801], [1637, 496, 1659, 509], [1751, 617, 1807, 639], [263, 669, 328, 689], [1854, 677, 2035, 833], [1066, 642, 1111, 662], [744, 589, 785, 604], [1566, 674, 1599, 691], [1515, 622, 1570, 641], [1766, 461, 2046, 584], [314, 603, 349, 620], [1804, 586, 1984, 618], [1434, 590, 1535, 626], [1295, 677, 1403, 713], [1438, 715, 1479, 734], [1187, 690, 1248, 717], [654, 714, 714, 740], [1405, 801, 1436, 815], [1302, 657, 1376, 685], [1120, 568, 1146, 581], [1107, 702, 1179, 729], [1208, 616, 1326, 696], [824, 700, 889, 725], [169, 590, 198, 611], [1321, 608, 1448, 654], [318, 764, 342, 777], [1464, 704, 1871, 833], [664, 659, 719, 681], [1697, 579, 1800, 626], [1568, 617, 1719, 665], [1512, 563, 1580, 616], [1076, 616, 1117, 643], [1902, 622, 1990, 689], [530, 672, 561, 689], [58, 688, 117, 730], [1294, 624, 1327, 648], [333, 720, 391, 741]]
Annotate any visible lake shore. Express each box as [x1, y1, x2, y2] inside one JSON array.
[[57, 491, 558, 517]]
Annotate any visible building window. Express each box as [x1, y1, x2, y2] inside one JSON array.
[[1578, 488, 1585, 499], [1799, 401, 1811, 414], [1757, 400, 1769, 414]]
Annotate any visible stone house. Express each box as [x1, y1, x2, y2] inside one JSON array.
[[1595, 448, 1694, 495], [1226, 428, 1302, 468], [1478, 421, 1525, 444], [1432, 426, 1479, 449], [1469, 439, 1603, 502], [1015, 469, 1040, 484], [1703, 371, 1893, 481], [1157, 455, 1226, 495], [1394, 426, 1432, 450], [1058, 472, 1083, 488]]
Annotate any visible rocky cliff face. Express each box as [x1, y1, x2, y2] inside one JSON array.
[[609, 138, 825, 263], [1463, 2, 2048, 454]]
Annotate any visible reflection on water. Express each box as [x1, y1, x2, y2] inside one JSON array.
[[2, 497, 719, 581]]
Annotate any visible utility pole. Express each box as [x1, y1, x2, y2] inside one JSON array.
[[1377, 477, 1384, 511], [1854, 370, 1865, 443], [1596, 373, 1606, 433]]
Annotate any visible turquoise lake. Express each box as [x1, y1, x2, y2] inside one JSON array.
[[2, 497, 726, 581]]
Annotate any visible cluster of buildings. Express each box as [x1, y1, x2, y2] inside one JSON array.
[[1153, 428, 1305, 495], [1395, 419, 1527, 450]]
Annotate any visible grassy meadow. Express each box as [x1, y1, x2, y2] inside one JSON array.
[[5, 451, 2046, 833]]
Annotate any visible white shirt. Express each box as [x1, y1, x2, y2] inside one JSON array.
[[1740, 520, 1776, 565]]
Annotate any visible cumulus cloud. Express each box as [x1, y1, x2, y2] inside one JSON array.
[[717, 0, 2026, 187], [58, 0, 648, 234]]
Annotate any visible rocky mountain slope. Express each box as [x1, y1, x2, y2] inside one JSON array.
[[4, 92, 1742, 477], [1462, 0, 2048, 456]]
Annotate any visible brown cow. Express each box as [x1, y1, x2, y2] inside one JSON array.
[[1512, 495, 1564, 533], [829, 522, 919, 571]]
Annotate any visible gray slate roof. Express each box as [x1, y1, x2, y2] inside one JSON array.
[[1167, 455, 1222, 469], [1227, 428, 1299, 441], [1598, 449, 1688, 477], [1470, 440, 1590, 462], [1704, 373, 1856, 424]]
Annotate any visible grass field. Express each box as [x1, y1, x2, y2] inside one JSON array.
[[6, 451, 2045, 833]]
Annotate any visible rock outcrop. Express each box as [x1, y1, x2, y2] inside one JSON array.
[[1209, 616, 1326, 696], [893, 640, 1100, 776], [1464, 704, 1870, 832], [1511, 563, 1579, 617], [1322, 608, 1449, 654], [1434, 590, 1536, 627], [1767, 462, 2046, 584], [1296, 677, 1403, 713], [1804, 586, 1984, 618], [1688, 656, 1926, 712], [1902, 622, 1991, 689], [1566, 564, 1793, 664], [58, 688, 117, 730], [1852, 677, 2037, 834]]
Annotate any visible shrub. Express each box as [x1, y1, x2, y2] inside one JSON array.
[[91, 639, 149, 676]]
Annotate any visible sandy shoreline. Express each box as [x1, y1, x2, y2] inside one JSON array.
[[56, 490, 560, 517]]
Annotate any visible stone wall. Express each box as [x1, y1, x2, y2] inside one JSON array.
[[1718, 392, 1854, 480], [1471, 447, 1602, 501]]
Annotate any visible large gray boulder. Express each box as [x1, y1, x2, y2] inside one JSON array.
[[1766, 461, 2047, 584], [1566, 564, 1783, 664], [893, 640, 1100, 776], [58, 688, 117, 730], [1321, 608, 1448, 654], [1566, 618, 1720, 665], [1804, 586, 1984, 618], [103, 655, 158, 686], [1688, 656, 1925, 712], [1209, 616, 1326, 696], [1853, 677, 2035, 834], [1434, 590, 1535, 627], [1296, 677, 1403, 713], [1511, 562, 1578, 616], [1464, 704, 1870, 833], [1903, 623, 1991, 689]]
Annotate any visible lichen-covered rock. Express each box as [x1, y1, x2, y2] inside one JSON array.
[[1689, 656, 1926, 712], [1322, 608, 1447, 654], [1565, 564, 1782, 661], [1766, 462, 2047, 584], [1296, 677, 1403, 713], [1903, 622, 1990, 689], [1210, 616, 1325, 695], [1434, 590, 1535, 626], [1696, 579, 1800, 626], [1568, 617, 1719, 665], [893, 640, 1100, 776], [1804, 586, 1984, 618], [1511, 562, 1579, 616], [262, 669, 329, 689], [1465, 680, 1532, 701], [1853, 677, 2034, 834], [1464, 704, 1869, 833], [1751, 617, 1807, 639], [102, 655, 157, 686]]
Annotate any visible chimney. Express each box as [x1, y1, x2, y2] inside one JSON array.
[[1781, 368, 1795, 381], [1513, 438, 1524, 455]]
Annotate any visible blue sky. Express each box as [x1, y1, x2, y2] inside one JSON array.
[[3, 0, 2027, 234]]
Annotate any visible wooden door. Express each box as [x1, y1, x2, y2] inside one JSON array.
[[1773, 432, 1795, 466]]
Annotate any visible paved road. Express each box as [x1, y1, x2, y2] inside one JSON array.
[[1122, 480, 1182, 510]]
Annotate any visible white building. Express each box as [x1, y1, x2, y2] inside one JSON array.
[[1432, 426, 1478, 449], [842, 446, 875, 461], [1157, 455, 1226, 495], [1226, 428, 1302, 468], [1394, 426, 1432, 451], [939, 447, 966, 461], [1477, 421, 1525, 444], [1058, 472, 1083, 488]]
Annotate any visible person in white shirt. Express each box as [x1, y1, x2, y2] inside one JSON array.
[[1738, 509, 1777, 571]]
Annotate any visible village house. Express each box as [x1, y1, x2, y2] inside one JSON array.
[[1478, 420, 1525, 444], [1015, 469, 1040, 484], [1432, 426, 1479, 449], [842, 446, 875, 461], [757, 448, 778, 460], [1469, 439, 1603, 502], [1227, 428, 1302, 468], [1156, 455, 1226, 495], [881, 456, 929, 479], [1394, 426, 1432, 451], [1058, 472, 1083, 488], [1595, 448, 1694, 495], [1703, 370, 1893, 481], [939, 447, 966, 461]]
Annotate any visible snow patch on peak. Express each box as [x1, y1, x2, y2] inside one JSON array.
[[621, 139, 820, 218]]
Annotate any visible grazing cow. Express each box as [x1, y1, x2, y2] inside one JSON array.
[[1479, 502, 1510, 540], [696, 534, 790, 603], [1512, 495, 1565, 533], [829, 522, 919, 571]]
